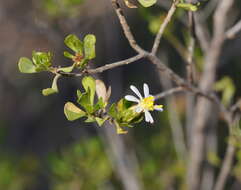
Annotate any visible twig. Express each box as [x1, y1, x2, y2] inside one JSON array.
[[111, 0, 145, 54], [226, 19, 241, 39], [186, 10, 195, 84], [57, 54, 145, 77], [193, 14, 210, 53], [88, 54, 145, 74], [151, 0, 180, 55], [147, 54, 186, 86], [213, 143, 236, 190], [154, 87, 184, 100]]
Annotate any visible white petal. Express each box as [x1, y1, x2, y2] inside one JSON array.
[[143, 83, 150, 98], [154, 107, 163, 112], [130, 85, 143, 99], [135, 106, 143, 113], [144, 111, 150, 122], [125, 95, 140, 102], [144, 111, 154, 123]]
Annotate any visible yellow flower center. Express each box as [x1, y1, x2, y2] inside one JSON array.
[[140, 96, 155, 111]]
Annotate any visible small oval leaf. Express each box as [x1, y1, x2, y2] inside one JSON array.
[[64, 102, 86, 121], [18, 57, 36, 73], [138, 0, 157, 7], [84, 34, 96, 60], [64, 34, 84, 54]]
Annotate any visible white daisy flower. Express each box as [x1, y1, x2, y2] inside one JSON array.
[[125, 83, 163, 124]]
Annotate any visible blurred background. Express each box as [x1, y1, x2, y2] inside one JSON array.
[[0, 0, 240, 189]]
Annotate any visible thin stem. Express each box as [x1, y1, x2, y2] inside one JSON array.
[[214, 143, 236, 190], [151, 0, 180, 55], [111, 0, 145, 54], [57, 54, 145, 77], [186, 11, 195, 84], [226, 19, 241, 39], [154, 87, 184, 100]]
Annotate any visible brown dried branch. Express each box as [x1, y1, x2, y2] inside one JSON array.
[[56, 54, 145, 77], [226, 19, 241, 39], [154, 87, 184, 100], [111, 0, 145, 54], [151, 0, 180, 55], [214, 143, 236, 190], [186, 10, 195, 84]]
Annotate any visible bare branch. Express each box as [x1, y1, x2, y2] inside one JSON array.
[[151, 0, 180, 55], [194, 14, 210, 53], [147, 54, 186, 86], [57, 54, 145, 77], [226, 19, 241, 39], [154, 87, 184, 100], [111, 0, 145, 54], [186, 10, 195, 84], [214, 143, 236, 190]]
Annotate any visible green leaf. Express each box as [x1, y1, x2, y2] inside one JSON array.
[[137, 0, 156, 7], [95, 117, 108, 126], [108, 103, 118, 119], [84, 34, 96, 60], [177, 3, 198, 11], [214, 76, 235, 106], [85, 116, 96, 123], [77, 92, 94, 113], [63, 51, 74, 59], [42, 74, 60, 96], [64, 102, 86, 121], [77, 90, 82, 100], [42, 88, 58, 96], [58, 64, 75, 73], [64, 34, 83, 54], [93, 98, 106, 112], [32, 51, 52, 71], [82, 76, 96, 105], [114, 120, 128, 134], [18, 57, 37, 73]]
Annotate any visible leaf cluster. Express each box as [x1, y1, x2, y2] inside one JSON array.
[[64, 76, 143, 134]]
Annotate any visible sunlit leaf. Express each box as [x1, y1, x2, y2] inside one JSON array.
[[95, 117, 108, 126], [32, 51, 52, 71], [18, 57, 37, 73], [64, 34, 84, 54], [82, 76, 96, 105], [85, 116, 96, 123], [84, 34, 96, 60], [63, 51, 74, 59], [177, 3, 198, 11], [108, 103, 118, 119], [137, 0, 156, 7], [64, 102, 86, 121], [77, 92, 94, 113]]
